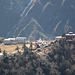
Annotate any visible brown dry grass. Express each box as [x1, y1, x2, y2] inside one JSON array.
[[0, 44, 30, 53]]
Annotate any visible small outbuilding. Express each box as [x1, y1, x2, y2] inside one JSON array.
[[65, 32, 75, 40], [56, 36, 62, 40], [4, 37, 26, 45], [4, 39, 11, 45], [16, 37, 26, 44]]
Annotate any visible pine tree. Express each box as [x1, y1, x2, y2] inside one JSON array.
[[15, 46, 19, 51], [3, 50, 7, 57], [62, 33, 65, 37], [22, 42, 28, 55], [36, 44, 40, 48], [30, 42, 32, 50], [22, 42, 27, 51], [0, 48, 1, 53]]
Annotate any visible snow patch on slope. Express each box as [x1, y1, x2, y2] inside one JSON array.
[[20, 0, 34, 17], [62, 0, 66, 7]]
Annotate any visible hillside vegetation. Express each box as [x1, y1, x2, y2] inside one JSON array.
[[0, 40, 75, 75]]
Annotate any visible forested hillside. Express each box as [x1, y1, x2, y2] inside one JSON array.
[[0, 40, 75, 75]]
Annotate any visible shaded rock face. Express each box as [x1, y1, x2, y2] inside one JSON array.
[[0, 0, 75, 40]]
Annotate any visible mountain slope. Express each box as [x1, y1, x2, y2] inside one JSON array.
[[0, 0, 75, 40]]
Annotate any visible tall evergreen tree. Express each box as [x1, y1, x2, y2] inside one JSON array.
[[30, 42, 32, 50], [22, 41, 28, 55], [0, 48, 1, 53], [22, 42, 27, 51], [15, 46, 19, 51], [3, 50, 7, 57]]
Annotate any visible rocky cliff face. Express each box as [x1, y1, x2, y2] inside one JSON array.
[[0, 0, 75, 40]]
